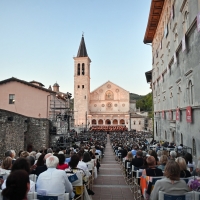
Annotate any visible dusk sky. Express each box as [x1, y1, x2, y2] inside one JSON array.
[[0, 0, 152, 96]]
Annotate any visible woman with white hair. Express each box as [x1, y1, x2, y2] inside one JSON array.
[[170, 151, 177, 160], [176, 157, 191, 178]]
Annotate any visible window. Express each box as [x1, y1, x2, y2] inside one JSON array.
[[181, 133, 183, 144], [193, 138, 196, 156], [165, 131, 167, 140], [82, 63, 85, 75], [188, 80, 193, 105], [156, 122, 158, 136], [133, 121, 135, 125], [139, 121, 141, 125], [84, 96, 86, 99], [178, 87, 181, 107], [77, 64, 80, 76], [82, 85, 84, 89], [9, 94, 15, 104], [78, 85, 80, 88], [92, 119, 97, 125]]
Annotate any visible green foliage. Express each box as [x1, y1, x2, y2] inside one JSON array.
[[130, 93, 144, 100], [136, 92, 153, 114]]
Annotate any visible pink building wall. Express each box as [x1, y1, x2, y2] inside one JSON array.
[[0, 81, 51, 118]]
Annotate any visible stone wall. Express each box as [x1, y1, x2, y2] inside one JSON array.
[[0, 109, 50, 160]]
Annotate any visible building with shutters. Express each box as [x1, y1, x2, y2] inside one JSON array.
[[144, 0, 200, 159]]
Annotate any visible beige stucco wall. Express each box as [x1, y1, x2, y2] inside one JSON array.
[[89, 81, 129, 114], [0, 81, 51, 118]]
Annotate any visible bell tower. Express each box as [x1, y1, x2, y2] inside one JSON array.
[[74, 35, 91, 129]]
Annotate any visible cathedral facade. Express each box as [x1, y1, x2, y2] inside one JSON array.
[[74, 36, 142, 131]]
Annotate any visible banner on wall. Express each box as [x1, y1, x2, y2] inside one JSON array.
[[176, 108, 180, 121], [186, 106, 192, 123]]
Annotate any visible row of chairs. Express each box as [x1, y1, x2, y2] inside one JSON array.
[[0, 191, 70, 200], [119, 156, 200, 200], [159, 190, 200, 200]]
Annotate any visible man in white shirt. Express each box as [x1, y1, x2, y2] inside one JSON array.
[[36, 156, 74, 199], [77, 153, 91, 178]]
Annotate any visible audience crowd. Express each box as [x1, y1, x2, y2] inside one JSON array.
[[1, 130, 200, 200]]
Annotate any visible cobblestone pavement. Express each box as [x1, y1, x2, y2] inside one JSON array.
[[92, 135, 134, 200]]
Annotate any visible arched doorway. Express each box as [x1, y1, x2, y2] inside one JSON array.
[[120, 119, 125, 124], [98, 119, 103, 125], [105, 119, 111, 124], [92, 119, 97, 125], [113, 119, 118, 125]]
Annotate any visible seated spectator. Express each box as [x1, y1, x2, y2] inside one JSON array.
[[131, 146, 137, 157], [34, 153, 52, 176], [57, 154, 69, 170], [47, 148, 53, 153], [162, 150, 169, 157], [29, 151, 36, 159], [168, 142, 175, 148], [1, 157, 12, 171], [150, 160, 189, 200], [5, 150, 12, 158], [131, 150, 144, 168], [192, 159, 200, 176], [150, 150, 159, 165], [36, 156, 74, 199], [184, 153, 193, 164], [1, 157, 12, 179], [121, 146, 128, 158], [176, 157, 191, 178], [77, 152, 91, 178], [20, 151, 29, 158], [157, 155, 168, 171], [157, 150, 162, 161], [156, 143, 161, 152], [2, 170, 30, 200], [142, 156, 163, 177], [82, 152, 94, 168], [65, 151, 74, 164], [10, 150, 16, 163], [26, 156, 36, 173], [125, 151, 133, 166], [2, 157, 35, 192], [170, 151, 177, 160]]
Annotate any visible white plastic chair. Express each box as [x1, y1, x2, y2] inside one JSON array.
[[29, 174, 37, 183], [27, 192, 37, 200], [0, 190, 2, 200], [70, 171, 84, 200], [159, 191, 194, 200], [194, 191, 200, 200]]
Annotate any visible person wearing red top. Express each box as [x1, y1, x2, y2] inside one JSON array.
[[56, 154, 68, 170]]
